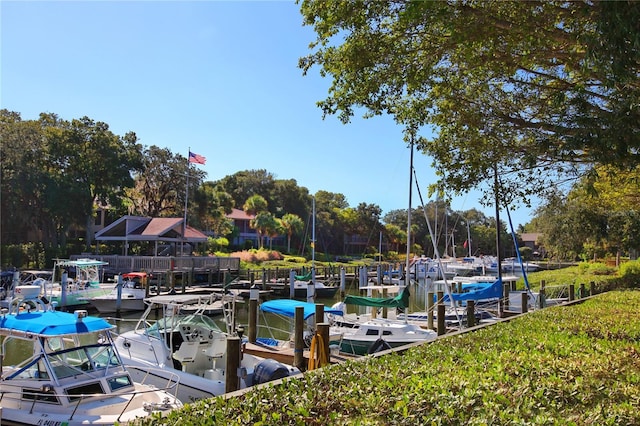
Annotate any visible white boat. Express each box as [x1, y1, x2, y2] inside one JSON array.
[[329, 287, 438, 355], [336, 318, 438, 356], [485, 257, 541, 273], [113, 294, 300, 404], [42, 258, 113, 309], [87, 272, 148, 313], [0, 286, 182, 425], [257, 298, 346, 348], [291, 276, 340, 299]]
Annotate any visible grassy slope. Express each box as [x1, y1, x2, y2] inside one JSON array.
[[136, 289, 640, 425]]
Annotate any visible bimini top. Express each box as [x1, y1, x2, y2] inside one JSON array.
[[0, 310, 113, 336], [260, 299, 343, 320], [53, 258, 109, 268]]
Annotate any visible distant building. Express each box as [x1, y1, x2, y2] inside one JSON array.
[[519, 232, 544, 257], [225, 208, 286, 250], [227, 208, 258, 248], [95, 215, 208, 256]]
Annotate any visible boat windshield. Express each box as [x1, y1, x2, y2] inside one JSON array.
[[47, 344, 121, 379], [146, 313, 223, 339]]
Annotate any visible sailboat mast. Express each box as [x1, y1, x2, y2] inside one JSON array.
[[405, 141, 414, 289], [311, 196, 316, 283], [493, 166, 503, 282]]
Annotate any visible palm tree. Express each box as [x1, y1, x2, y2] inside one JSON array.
[[280, 213, 304, 253], [243, 194, 268, 217], [385, 223, 406, 253], [251, 211, 277, 249]]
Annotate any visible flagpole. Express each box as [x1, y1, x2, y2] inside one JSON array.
[[183, 148, 191, 256]]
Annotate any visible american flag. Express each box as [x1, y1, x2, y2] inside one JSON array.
[[189, 151, 206, 165]]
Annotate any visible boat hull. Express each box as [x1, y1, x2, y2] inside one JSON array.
[[339, 337, 419, 356], [89, 297, 146, 313], [293, 285, 339, 299]]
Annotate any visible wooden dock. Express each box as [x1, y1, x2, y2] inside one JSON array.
[[243, 341, 358, 368]]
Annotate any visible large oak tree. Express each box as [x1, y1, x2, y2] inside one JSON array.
[[299, 0, 640, 207]]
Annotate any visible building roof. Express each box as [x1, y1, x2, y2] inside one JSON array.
[[95, 215, 208, 243], [520, 233, 542, 243], [227, 208, 255, 221]]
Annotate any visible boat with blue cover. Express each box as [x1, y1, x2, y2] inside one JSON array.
[[257, 299, 345, 350], [113, 294, 301, 404], [0, 286, 182, 425]]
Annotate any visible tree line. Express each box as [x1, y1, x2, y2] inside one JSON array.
[[2, 108, 638, 268], [1, 109, 518, 268]]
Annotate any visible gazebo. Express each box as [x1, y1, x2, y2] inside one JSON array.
[[95, 215, 208, 256]]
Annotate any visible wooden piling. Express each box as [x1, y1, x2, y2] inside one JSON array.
[[115, 274, 122, 314], [294, 306, 305, 372], [248, 298, 257, 343], [382, 288, 388, 318], [225, 336, 241, 393], [436, 291, 445, 335], [427, 291, 434, 330], [466, 300, 475, 328], [315, 303, 324, 328], [503, 282, 510, 310], [318, 323, 330, 367], [569, 284, 575, 301], [539, 280, 546, 309], [521, 292, 528, 314]]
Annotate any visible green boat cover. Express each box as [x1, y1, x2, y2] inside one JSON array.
[[294, 271, 312, 281], [344, 287, 410, 309]]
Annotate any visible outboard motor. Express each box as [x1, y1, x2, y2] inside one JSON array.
[[252, 359, 297, 385]]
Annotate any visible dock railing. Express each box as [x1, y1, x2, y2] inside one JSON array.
[[70, 254, 240, 275]]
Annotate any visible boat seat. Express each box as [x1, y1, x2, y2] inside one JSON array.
[[203, 337, 226, 358], [173, 341, 199, 364]]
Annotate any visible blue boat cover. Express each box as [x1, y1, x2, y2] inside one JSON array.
[[260, 299, 343, 320], [444, 279, 503, 302], [0, 311, 113, 336]]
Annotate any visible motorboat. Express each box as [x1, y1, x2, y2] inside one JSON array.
[[0, 286, 182, 425], [328, 287, 438, 355], [87, 272, 148, 313], [292, 279, 340, 299], [41, 258, 113, 309], [336, 318, 438, 356], [257, 298, 346, 348], [113, 294, 300, 404]]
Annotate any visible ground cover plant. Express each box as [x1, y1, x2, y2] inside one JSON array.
[[134, 290, 640, 425], [520, 260, 640, 297]]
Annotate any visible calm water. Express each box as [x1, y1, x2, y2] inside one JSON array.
[[1, 278, 450, 365]]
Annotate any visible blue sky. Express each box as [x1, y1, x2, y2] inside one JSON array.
[[1, 1, 535, 228]]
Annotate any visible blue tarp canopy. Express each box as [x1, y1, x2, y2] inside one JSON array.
[[0, 311, 113, 336], [444, 279, 503, 302], [260, 299, 343, 320]]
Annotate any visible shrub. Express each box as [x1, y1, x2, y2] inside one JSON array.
[[620, 259, 640, 278], [207, 237, 229, 253], [283, 256, 306, 263], [229, 249, 283, 264], [576, 261, 617, 276]]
